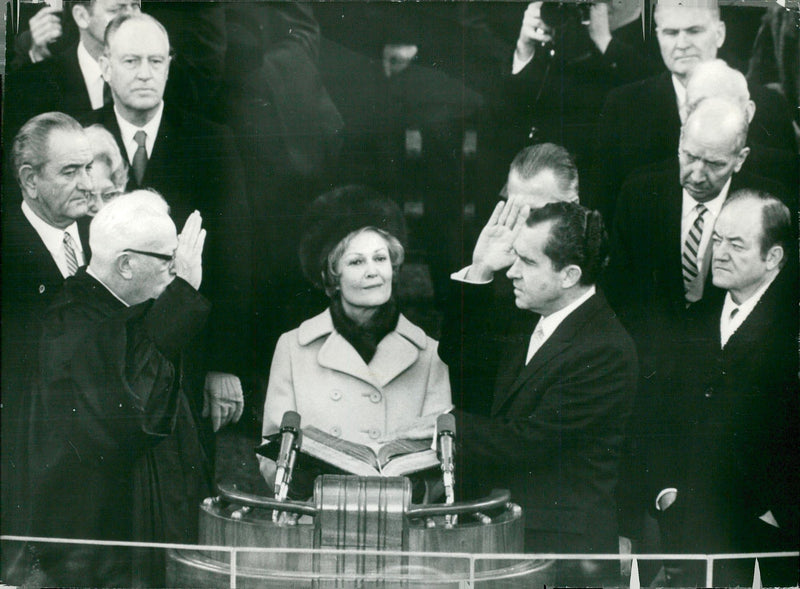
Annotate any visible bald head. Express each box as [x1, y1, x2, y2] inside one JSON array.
[[679, 98, 750, 202], [685, 59, 755, 122]]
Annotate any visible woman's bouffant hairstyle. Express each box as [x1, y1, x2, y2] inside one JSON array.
[[526, 201, 609, 285], [298, 185, 408, 292], [324, 227, 405, 297]]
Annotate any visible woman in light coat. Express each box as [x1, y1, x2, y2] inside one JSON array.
[[259, 186, 452, 498]]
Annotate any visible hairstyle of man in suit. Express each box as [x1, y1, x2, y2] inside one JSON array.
[[711, 190, 791, 304], [12, 111, 94, 229], [99, 13, 171, 127], [70, 0, 141, 62], [507, 201, 607, 314], [84, 123, 129, 214], [503, 143, 580, 208], [679, 97, 750, 203], [684, 59, 756, 123], [654, 0, 725, 85], [89, 189, 190, 305]]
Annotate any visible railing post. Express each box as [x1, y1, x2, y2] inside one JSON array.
[[706, 555, 714, 587], [230, 546, 237, 589]]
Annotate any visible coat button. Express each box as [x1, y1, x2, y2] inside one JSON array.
[[369, 392, 382, 404], [330, 389, 342, 401], [330, 426, 342, 437], [38, 284, 46, 294], [368, 428, 381, 440]]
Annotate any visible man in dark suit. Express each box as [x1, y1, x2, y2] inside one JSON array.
[[1, 111, 93, 576], [89, 12, 251, 433], [651, 190, 799, 586], [607, 97, 789, 555], [3, 0, 142, 141], [590, 0, 796, 223], [439, 201, 637, 585]]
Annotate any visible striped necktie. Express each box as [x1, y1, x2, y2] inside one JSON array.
[[682, 203, 708, 292], [63, 231, 80, 276]]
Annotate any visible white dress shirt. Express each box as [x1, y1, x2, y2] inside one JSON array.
[[115, 101, 164, 163], [526, 286, 596, 363], [77, 41, 105, 110], [680, 182, 730, 303], [21, 201, 85, 278], [719, 273, 776, 348]]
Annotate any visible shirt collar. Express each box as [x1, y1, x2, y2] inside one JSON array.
[[681, 177, 731, 219], [672, 74, 687, 111], [114, 101, 164, 161], [536, 285, 596, 341], [21, 200, 83, 255], [86, 266, 130, 307]]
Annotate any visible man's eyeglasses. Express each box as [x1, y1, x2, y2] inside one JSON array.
[[123, 248, 175, 263]]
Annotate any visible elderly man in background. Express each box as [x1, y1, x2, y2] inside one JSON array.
[[591, 0, 796, 223], [20, 192, 212, 587]]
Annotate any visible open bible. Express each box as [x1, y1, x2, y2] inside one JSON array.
[[257, 425, 439, 477]]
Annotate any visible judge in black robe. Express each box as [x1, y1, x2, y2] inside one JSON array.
[[21, 265, 211, 587]]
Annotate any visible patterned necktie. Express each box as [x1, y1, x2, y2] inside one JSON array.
[[63, 231, 80, 276], [682, 203, 708, 292], [132, 130, 148, 185]]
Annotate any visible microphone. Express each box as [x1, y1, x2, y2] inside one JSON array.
[[273, 411, 301, 503], [437, 413, 456, 507]]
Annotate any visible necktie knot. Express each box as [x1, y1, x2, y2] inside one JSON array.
[[134, 130, 147, 147], [695, 203, 708, 218]]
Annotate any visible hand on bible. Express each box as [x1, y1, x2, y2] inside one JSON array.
[[175, 210, 206, 290], [379, 414, 438, 443], [468, 200, 529, 281], [203, 371, 244, 432]]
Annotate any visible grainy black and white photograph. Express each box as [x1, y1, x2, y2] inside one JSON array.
[[0, 0, 798, 586]]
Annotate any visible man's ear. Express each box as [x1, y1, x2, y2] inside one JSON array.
[[72, 4, 90, 30], [18, 165, 38, 197], [733, 146, 751, 173], [745, 100, 756, 124], [99, 54, 111, 82], [765, 244, 784, 271], [715, 21, 726, 49], [562, 265, 582, 289], [116, 253, 134, 280]]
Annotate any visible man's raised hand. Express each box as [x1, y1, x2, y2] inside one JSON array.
[[175, 210, 206, 290], [468, 200, 529, 282]]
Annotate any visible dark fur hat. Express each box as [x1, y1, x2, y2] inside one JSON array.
[[299, 185, 407, 289]]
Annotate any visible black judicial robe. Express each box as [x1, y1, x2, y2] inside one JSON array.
[[21, 270, 211, 587]]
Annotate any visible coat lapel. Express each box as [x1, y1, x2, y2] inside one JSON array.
[[302, 310, 425, 389], [491, 293, 604, 415]]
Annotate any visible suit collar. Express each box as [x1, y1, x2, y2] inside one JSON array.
[[492, 291, 608, 413], [298, 308, 427, 388]]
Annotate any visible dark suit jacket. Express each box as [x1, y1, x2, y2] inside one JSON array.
[[589, 71, 798, 223], [607, 158, 790, 365], [0, 202, 90, 544], [650, 267, 799, 557], [82, 103, 253, 382], [441, 282, 638, 554]]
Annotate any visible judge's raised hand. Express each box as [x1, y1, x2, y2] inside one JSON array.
[[468, 200, 530, 282], [203, 371, 245, 432], [28, 7, 63, 63], [175, 210, 206, 290], [515, 2, 553, 63]]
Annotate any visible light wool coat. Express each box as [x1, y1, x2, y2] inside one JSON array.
[[262, 309, 452, 448]]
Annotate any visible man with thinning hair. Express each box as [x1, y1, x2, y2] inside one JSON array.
[[590, 0, 796, 223], [22, 192, 211, 587]]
